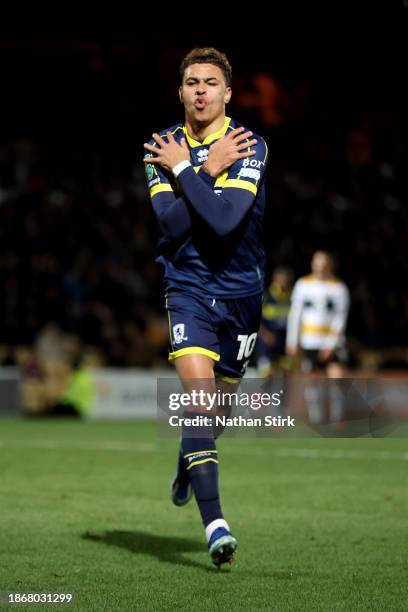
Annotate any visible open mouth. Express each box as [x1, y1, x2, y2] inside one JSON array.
[[194, 99, 206, 110]]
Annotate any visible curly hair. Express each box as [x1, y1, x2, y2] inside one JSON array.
[[179, 47, 232, 87]]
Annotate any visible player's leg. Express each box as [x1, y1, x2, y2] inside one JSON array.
[[166, 303, 220, 508], [171, 353, 215, 505], [171, 357, 217, 505], [326, 355, 347, 424], [302, 350, 327, 425], [202, 293, 262, 564], [303, 351, 347, 425], [165, 292, 219, 507], [165, 292, 236, 564], [175, 354, 237, 565]]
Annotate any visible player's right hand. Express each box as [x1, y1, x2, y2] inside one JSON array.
[[203, 127, 257, 177]]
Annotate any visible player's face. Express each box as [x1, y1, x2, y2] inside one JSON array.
[[311, 252, 332, 276], [179, 63, 231, 125]]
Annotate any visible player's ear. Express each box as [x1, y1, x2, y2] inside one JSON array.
[[179, 86, 184, 103], [224, 87, 232, 104]]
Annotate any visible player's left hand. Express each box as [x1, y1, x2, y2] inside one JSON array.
[[144, 132, 190, 172]]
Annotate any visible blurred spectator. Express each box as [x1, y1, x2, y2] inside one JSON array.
[[0, 41, 406, 372], [257, 266, 294, 377]]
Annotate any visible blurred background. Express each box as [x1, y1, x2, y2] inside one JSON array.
[[0, 6, 407, 416]]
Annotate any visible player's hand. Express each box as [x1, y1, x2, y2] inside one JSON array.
[[144, 132, 190, 172], [286, 346, 298, 357], [203, 127, 258, 177]]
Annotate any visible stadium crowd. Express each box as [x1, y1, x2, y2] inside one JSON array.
[[0, 44, 407, 382]]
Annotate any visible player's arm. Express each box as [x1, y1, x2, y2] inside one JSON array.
[[175, 136, 267, 237], [286, 281, 304, 355], [151, 189, 192, 240], [323, 284, 350, 350], [144, 143, 192, 240], [144, 129, 263, 237]]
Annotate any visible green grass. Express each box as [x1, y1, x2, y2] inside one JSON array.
[[0, 420, 407, 611]]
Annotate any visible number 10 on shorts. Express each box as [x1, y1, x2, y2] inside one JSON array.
[[236, 333, 257, 360]]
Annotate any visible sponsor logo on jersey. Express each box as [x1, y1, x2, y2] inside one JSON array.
[[238, 167, 261, 181], [242, 158, 264, 169]]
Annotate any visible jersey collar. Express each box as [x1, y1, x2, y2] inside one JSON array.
[[183, 116, 231, 147]]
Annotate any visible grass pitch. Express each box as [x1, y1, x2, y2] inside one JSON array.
[[0, 419, 407, 611]]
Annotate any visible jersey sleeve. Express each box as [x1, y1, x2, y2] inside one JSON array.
[[144, 141, 192, 240], [175, 136, 268, 237], [144, 140, 175, 199], [215, 136, 268, 198]]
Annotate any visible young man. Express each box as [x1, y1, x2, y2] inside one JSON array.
[[144, 48, 268, 566], [286, 251, 350, 424]]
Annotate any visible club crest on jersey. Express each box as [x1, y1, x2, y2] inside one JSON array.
[[173, 323, 188, 344]]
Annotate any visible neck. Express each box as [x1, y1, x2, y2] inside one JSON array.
[[184, 114, 226, 142]]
